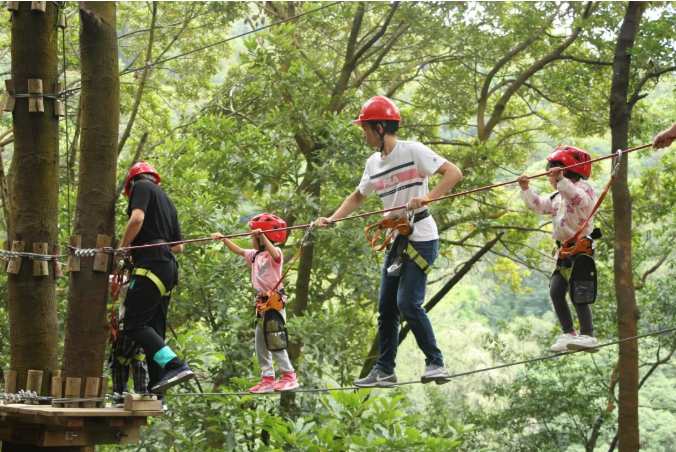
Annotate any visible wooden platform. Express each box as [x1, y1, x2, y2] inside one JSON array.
[[0, 403, 163, 447]]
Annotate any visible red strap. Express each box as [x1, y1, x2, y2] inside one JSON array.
[[563, 174, 615, 248]]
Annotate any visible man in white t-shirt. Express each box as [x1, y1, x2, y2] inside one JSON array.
[[316, 96, 462, 387]]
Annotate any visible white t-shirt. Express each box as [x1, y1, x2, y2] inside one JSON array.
[[357, 140, 446, 241]]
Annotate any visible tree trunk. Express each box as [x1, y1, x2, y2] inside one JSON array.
[[4, 2, 60, 451], [609, 3, 645, 451], [61, 2, 120, 383]]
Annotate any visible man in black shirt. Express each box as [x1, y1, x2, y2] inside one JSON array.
[[120, 162, 194, 394]]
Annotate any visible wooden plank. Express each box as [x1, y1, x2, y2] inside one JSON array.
[[123, 393, 161, 412], [53, 245, 63, 277], [26, 370, 43, 395], [7, 2, 20, 11], [31, 2, 46, 12], [64, 377, 81, 408], [2, 404, 163, 417], [108, 418, 124, 427], [27, 79, 44, 113], [66, 235, 80, 272], [83, 377, 100, 409], [3, 80, 15, 112], [40, 425, 141, 447], [6, 240, 24, 275], [33, 243, 49, 276], [93, 234, 112, 272], [51, 376, 62, 399], [4, 370, 17, 394], [98, 377, 109, 408]]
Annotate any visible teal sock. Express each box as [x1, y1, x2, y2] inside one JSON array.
[[153, 346, 178, 368]]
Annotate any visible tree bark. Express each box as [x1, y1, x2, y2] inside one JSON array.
[[61, 2, 120, 383], [4, 2, 60, 450], [609, 3, 646, 451]]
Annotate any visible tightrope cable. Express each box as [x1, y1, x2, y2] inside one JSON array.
[[163, 326, 676, 397]]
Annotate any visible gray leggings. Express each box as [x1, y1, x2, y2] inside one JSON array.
[[550, 272, 595, 336]]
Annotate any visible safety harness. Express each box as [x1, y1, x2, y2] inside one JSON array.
[[365, 209, 433, 276]]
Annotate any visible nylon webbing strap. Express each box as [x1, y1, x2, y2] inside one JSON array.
[[406, 244, 431, 275], [133, 268, 171, 296]]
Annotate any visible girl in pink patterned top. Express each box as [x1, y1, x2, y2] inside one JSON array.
[[211, 213, 299, 393], [518, 146, 600, 354]]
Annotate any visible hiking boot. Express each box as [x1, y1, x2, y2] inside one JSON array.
[[567, 335, 600, 353], [354, 368, 397, 388], [274, 372, 300, 392], [151, 362, 194, 393], [550, 333, 577, 353], [421, 364, 452, 385], [249, 377, 276, 394]]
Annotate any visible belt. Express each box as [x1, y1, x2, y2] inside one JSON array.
[[412, 210, 430, 223]]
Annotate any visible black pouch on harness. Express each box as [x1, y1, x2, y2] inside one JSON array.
[[263, 309, 288, 351], [386, 233, 409, 277], [569, 253, 597, 305]]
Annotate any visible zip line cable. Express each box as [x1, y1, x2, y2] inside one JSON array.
[[57, 1, 344, 98], [163, 326, 676, 397], [109, 143, 654, 253], [0, 142, 657, 261]]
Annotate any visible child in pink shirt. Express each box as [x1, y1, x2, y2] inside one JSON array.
[[212, 213, 299, 393], [518, 146, 600, 354]]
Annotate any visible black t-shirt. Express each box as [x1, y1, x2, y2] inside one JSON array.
[[127, 180, 182, 265]]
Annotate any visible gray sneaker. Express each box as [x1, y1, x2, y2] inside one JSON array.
[[421, 364, 452, 385], [354, 368, 397, 388]]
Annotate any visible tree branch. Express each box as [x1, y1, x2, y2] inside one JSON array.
[[117, 2, 158, 156], [634, 254, 667, 290]]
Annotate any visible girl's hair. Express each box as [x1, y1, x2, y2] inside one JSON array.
[[546, 160, 582, 181]]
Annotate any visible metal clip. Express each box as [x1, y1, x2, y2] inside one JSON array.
[[612, 149, 623, 177]]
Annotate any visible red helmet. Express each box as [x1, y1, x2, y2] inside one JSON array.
[[249, 213, 287, 243], [354, 96, 401, 124], [546, 146, 592, 179], [125, 161, 161, 197]]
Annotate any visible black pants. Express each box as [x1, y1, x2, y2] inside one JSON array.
[[123, 259, 177, 389], [550, 271, 595, 336]]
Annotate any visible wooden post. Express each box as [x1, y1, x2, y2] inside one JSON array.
[[99, 376, 110, 407], [31, 1, 46, 12], [51, 370, 63, 398], [54, 83, 65, 116], [93, 234, 112, 272], [28, 79, 44, 113], [83, 377, 100, 408], [6, 240, 24, 275], [66, 235, 81, 272], [4, 370, 17, 394], [2, 240, 8, 272], [54, 245, 63, 277], [4, 80, 15, 112], [64, 377, 81, 408], [26, 370, 43, 395], [58, 9, 66, 28], [33, 242, 49, 276]]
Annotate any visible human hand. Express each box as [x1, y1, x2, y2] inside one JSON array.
[[653, 126, 676, 149], [315, 217, 334, 228], [407, 196, 429, 210], [251, 228, 263, 238], [517, 175, 530, 190], [547, 167, 564, 181]]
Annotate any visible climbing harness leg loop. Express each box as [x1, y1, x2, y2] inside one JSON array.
[[406, 243, 431, 275], [132, 268, 172, 297]]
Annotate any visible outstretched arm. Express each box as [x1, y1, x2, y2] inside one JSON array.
[[211, 233, 246, 256], [316, 190, 368, 227]]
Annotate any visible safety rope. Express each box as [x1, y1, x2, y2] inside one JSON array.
[[163, 326, 676, 397], [5, 143, 655, 261]]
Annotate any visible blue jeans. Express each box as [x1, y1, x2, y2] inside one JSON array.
[[375, 239, 444, 374]]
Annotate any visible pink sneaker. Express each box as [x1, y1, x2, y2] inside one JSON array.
[[249, 377, 276, 394], [274, 372, 299, 392]]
